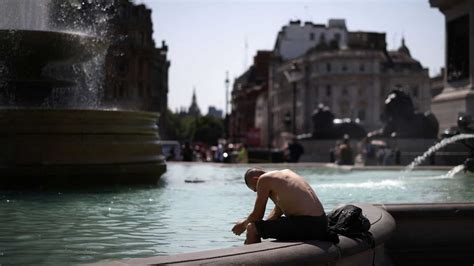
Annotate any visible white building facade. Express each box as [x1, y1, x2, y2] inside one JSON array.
[[269, 30, 431, 148], [274, 19, 348, 61]]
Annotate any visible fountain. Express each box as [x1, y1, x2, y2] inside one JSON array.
[[0, 0, 166, 188], [310, 104, 367, 139], [403, 114, 474, 173], [454, 114, 474, 172], [405, 132, 474, 171]]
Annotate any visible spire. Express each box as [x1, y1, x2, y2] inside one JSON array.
[[192, 87, 197, 104], [398, 36, 411, 56], [188, 87, 201, 117]]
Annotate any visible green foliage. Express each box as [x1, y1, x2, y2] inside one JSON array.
[[165, 110, 224, 145], [194, 116, 224, 145], [165, 110, 187, 141]]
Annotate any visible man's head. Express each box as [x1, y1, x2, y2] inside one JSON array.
[[244, 168, 265, 192]]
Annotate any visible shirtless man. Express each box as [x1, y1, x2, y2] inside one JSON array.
[[232, 168, 327, 244]]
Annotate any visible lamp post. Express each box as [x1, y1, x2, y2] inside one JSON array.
[[225, 71, 229, 116], [224, 71, 229, 140], [284, 62, 302, 136]]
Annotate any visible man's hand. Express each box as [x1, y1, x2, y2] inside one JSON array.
[[232, 220, 247, 235]]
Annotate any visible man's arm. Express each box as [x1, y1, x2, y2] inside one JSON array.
[[266, 205, 283, 221], [232, 177, 271, 235]]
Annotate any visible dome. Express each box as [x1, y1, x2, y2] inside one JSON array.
[[397, 37, 411, 56]]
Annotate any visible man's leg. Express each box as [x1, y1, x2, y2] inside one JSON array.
[[245, 223, 261, 244]]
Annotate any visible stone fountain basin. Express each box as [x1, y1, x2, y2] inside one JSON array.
[[89, 204, 395, 265], [87, 203, 474, 266], [0, 109, 166, 187], [0, 29, 106, 64]]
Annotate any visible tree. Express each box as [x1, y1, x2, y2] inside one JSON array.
[[164, 109, 187, 141], [194, 116, 224, 146], [164, 110, 224, 145]]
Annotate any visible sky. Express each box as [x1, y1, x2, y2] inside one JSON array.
[[136, 0, 444, 114]]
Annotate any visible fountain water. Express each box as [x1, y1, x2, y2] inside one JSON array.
[[444, 164, 465, 178], [0, 0, 166, 187], [404, 133, 474, 172]]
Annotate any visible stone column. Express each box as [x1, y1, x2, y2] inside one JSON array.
[[430, 0, 474, 131]]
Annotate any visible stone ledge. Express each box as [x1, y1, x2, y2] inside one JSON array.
[[382, 203, 474, 266], [88, 204, 395, 266]]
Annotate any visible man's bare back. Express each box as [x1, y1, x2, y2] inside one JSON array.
[[262, 169, 324, 217], [232, 168, 327, 244]]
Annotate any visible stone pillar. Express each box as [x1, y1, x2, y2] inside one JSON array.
[[430, 0, 474, 131]]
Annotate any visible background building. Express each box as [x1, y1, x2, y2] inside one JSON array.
[[49, 0, 170, 132], [188, 89, 201, 117], [207, 106, 223, 119], [104, 1, 156, 111], [151, 41, 170, 138], [274, 19, 348, 60], [230, 20, 432, 148], [270, 31, 431, 147], [230, 51, 272, 147]]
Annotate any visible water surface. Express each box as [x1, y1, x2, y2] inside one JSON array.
[[1, 163, 473, 265]]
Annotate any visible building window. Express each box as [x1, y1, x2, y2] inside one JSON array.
[[358, 109, 366, 120], [326, 85, 332, 96], [118, 82, 125, 98], [309, 32, 315, 41], [120, 8, 129, 18], [142, 60, 148, 80], [342, 64, 348, 72], [447, 14, 469, 82], [412, 86, 419, 97], [326, 63, 331, 72], [342, 87, 348, 95], [359, 63, 365, 72], [141, 32, 146, 46], [358, 87, 364, 96], [138, 82, 144, 98], [138, 59, 143, 74], [340, 100, 349, 117], [117, 61, 128, 74]]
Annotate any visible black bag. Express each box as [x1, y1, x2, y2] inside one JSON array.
[[326, 204, 371, 244]]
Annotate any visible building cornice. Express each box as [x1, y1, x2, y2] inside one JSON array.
[[430, 0, 466, 12]]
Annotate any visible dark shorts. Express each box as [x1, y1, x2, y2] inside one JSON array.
[[254, 214, 328, 241]]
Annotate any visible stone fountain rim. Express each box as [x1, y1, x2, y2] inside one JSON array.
[[0, 28, 98, 36], [0, 108, 160, 118], [0, 29, 109, 62]]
